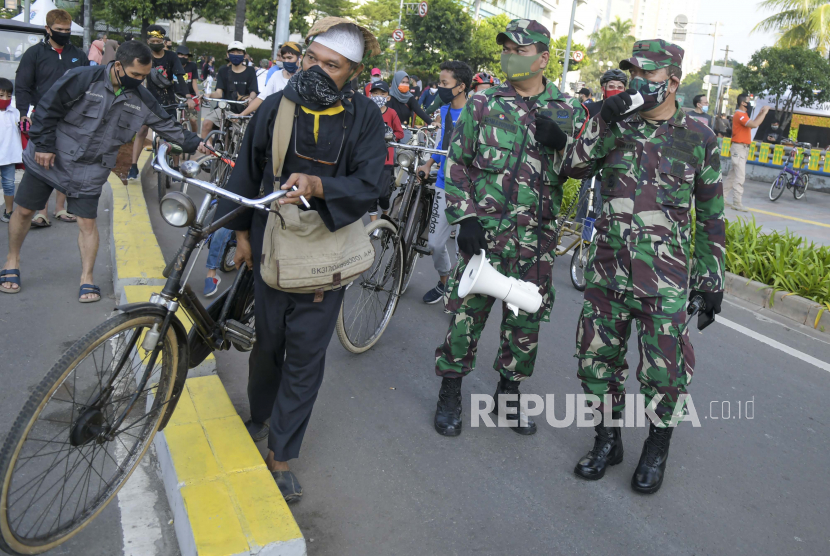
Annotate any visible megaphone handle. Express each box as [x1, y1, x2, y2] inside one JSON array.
[[623, 91, 645, 115]]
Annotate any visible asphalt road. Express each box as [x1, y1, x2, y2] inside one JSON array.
[[0, 185, 180, 556], [144, 169, 830, 556]]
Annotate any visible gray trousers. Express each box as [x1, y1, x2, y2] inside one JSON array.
[[427, 188, 456, 277]]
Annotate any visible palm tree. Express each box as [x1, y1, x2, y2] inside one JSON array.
[[755, 0, 830, 56], [581, 17, 635, 92]]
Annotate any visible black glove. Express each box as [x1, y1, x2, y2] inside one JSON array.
[[599, 90, 635, 124], [690, 290, 723, 316], [534, 114, 568, 151], [457, 218, 488, 257]]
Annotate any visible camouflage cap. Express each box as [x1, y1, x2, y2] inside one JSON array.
[[619, 39, 684, 71], [496, 19, 550, 47]]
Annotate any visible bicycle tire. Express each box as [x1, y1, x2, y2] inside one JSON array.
[[401, 197, 427, 295], [220, 239, 237, 273], [793, 174, 808, 199], [336, 219, 403, 354], [156, 169, 168, 201], [570, 244, 588, 292], [0, 313, 178, 555], [769, 174, 786, 201], [230, 271, 256, 352]]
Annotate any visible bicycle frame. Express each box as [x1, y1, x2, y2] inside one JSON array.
[[109, 143, 289, 430]]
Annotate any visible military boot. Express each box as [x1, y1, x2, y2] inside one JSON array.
[[631, 423, 674, 494], [491, 376, 537, 435], [434, 377, 463, 436], [574, 412, 623, 480]]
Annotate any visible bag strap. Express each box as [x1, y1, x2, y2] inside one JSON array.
[[271, 97, 296, 192]]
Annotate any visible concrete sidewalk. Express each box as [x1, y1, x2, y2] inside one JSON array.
[[729, 178, 830, 246]]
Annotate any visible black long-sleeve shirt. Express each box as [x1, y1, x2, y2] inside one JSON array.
[[147, 50, 190, 107], [387, 95, 433, 126], [214, 89, 387, 233], [15, 40, 89, 115]]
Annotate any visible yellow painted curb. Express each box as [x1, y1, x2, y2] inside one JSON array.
[[109, 150, 306, 556]]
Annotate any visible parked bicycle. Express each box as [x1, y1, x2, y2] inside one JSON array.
[[769, 140, 811, 201], [152, 96, 196, 198], [0, 144, 272, 555], [335, 132, 446, 354]]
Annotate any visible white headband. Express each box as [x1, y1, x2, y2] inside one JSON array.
[[312, 24, 364, 63]]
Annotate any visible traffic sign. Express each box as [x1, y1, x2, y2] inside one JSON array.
[[572, 50, 584, 63], [419, 2, 428, 17], [392, 29, 405, 42]]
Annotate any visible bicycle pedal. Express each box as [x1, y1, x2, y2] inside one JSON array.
[[413, 245, 431, 256], [224, 319, 255, 348]]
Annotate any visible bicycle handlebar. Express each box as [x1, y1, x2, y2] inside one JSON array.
[[154, 143, 289, 211], [388, 142, 447, 156]]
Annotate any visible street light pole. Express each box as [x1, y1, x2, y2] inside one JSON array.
[[23, 0, 30, 24], [560, 0, 578, 91], [706, 21, 719, 105], [274, 0, 292, 60], [394, 0, 404, 73]]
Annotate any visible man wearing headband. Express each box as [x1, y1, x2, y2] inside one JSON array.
[[432, 19, 587, 438], [564, 39, 725, 493], [239, 41, 302, 117], [212, 18, 387, 503], [127, 25, 193, 181]]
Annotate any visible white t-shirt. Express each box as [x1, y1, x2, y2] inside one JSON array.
[[259, 70, 291, 101], [0, 107, 22, 166], [256, 68, 269, 93]]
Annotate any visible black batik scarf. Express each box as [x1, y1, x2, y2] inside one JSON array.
[[442, 107, 455, 150], [284, 65, 352, 111]]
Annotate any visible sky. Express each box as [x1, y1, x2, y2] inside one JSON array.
[[691, 0, 779, 65]]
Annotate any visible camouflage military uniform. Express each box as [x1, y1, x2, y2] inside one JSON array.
[[565, 40, 725, 424], [435, 20, 587, 381]]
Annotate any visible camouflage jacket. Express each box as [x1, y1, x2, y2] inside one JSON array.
[[444, 80, 587, 255], [564, 103, 725, 298]]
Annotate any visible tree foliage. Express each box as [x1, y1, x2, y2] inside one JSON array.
[[580, 17, 634, 93], [736, 46, 830, 130], [468, 14, 511, 80], [545, 35, 587, 89], [401, 0, 473, 78], [355, 0, 400, 78], [754, 0, 830, 56]]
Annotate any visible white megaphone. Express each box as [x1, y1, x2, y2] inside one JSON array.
[[622, 91, 646, 115], [458, 250, 544, 317]]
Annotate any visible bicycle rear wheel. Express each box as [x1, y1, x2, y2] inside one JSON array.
[[401, 197, 427, 295], [570, 244, 588, 291], [769, 174, 786, 201], [0, 312, 178, 555], [336, 219, 403, 354], [221, 238, 237, 273], [793, 174, 808, 199]]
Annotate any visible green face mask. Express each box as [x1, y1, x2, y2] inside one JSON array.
[[501, 52, 542, 82]]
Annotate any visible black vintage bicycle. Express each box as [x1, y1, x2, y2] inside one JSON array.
[[335, 130, 446, 353], [0, 144, 272, 555]]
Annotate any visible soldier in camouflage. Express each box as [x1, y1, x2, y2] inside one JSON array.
[[564, 39, 725, 493], [433, 19, 587, 437]]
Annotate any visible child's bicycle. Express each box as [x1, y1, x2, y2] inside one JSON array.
[[769, 140, 811, 201]]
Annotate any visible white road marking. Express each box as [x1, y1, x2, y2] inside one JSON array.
[[115, 443, 164, 556], [718, 317, 830, 373]]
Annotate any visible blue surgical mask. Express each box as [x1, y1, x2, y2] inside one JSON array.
[[702, 106, 709, 113], [283, 61, 298, 74], [228, 54, 245, 66]]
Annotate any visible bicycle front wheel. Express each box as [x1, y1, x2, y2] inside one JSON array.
[[221, 239, 237, 273], [570, 244, 589, 291], [793, 174, 808, 199], [336, 219, 403, 354], [0, 313, 178, 555], [769, 174, 786, 201]]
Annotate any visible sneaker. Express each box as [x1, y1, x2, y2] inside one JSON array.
[[733, 205, 748, 212], [422, 281, 445, 304], [204, 276, 221, 297], [0, 210, 11, 223], [126, 164, 139, 181]]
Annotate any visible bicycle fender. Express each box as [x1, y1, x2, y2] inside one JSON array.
[[116, 303, 190, 431]]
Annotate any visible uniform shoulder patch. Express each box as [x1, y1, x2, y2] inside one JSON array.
[[483, 114, 518, 133]]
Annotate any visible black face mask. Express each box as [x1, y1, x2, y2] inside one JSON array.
[[115, 65, 143, 90], [149, 43, 165, 52], [48, 28, 71, 47], [437, 84, 462, 104], [289, 65, 344, 108]]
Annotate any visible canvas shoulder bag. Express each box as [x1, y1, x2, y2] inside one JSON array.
[[259, 97, 375, 294]]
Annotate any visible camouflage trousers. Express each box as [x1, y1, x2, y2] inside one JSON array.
[[435, 251, 554, 381], [575, 282, 695, 425]]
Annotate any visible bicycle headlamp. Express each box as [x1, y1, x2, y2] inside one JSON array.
[[217, 100, 227, 110], [397, 150, 415, 168], [160, 191, 196, 228]]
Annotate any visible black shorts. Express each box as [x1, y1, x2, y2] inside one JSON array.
[[14, 171, 100, 219]]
